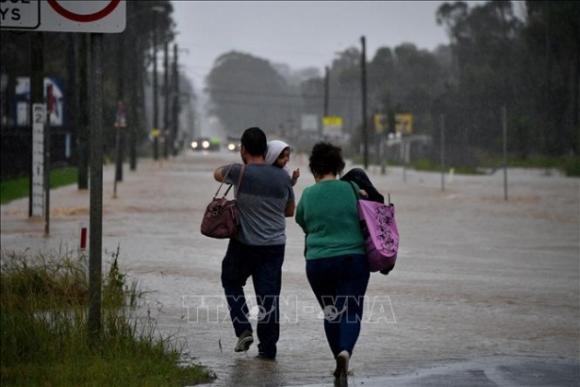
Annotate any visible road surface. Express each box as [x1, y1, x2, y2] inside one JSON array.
[[1, 151, 579, 386]]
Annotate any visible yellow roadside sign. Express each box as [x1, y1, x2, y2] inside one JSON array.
[[322, 116, 343, 128], [151, 128, 160, 138], [374, 114, 387, 134], [395, 113, 413, 135]]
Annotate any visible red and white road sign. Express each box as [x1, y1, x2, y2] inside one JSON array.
[[0, 0, 126, 33]]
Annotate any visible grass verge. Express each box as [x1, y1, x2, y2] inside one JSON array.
[[409, 159, 483, 175], [0, 249, 214, 386], [1, 167, 78, 205], [350, 155, 580, 177]]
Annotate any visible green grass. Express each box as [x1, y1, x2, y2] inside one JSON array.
[[0, 249, 214, 386], [350, 154, 580, 177], [409, 159, 483, 175], [1, 167, 78, 205], [479, 155, 580, 177]]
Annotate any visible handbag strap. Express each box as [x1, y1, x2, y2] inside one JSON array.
[[216, 164, 245, 198], [348, 180, 392, 205], [214, 165, 231, 198], [223, 164, 245, 197]]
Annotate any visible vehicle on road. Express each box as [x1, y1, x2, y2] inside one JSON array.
[[226, 136, 241, 152], [191, 137, 220, 151]]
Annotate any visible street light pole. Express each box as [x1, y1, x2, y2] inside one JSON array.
[[151, 9, 160, 161], [440, 114, 446, 192], [163, 39, 169, 159], [360, 36, 368, 170], [171, 43, 180, 156]]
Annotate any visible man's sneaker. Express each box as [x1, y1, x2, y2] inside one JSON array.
[[234, 330, 254, 352], [334, 350, 350, 382]]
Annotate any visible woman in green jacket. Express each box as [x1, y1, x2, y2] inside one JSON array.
[[295, 142, 370, 384]]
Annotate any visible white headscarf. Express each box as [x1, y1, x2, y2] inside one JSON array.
[[265, 140, 290, 166]]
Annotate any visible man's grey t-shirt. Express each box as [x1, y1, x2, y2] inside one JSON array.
[[224, 163, 294, 246]]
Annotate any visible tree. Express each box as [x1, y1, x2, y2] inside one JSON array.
[[206, 51, 290, 136]]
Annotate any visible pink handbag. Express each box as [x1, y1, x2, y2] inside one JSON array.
[[200, 165, 245, 239], [350, 183, 399, 272]]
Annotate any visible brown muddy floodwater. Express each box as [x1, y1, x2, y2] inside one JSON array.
[[2, 152, 578, 386]]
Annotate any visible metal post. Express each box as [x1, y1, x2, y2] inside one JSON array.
[[88, 33, 104, 338], [152, 12, 159, 161], [380, 135, 386, 175], [114, 122, 121, 190], [171, 43, 179, 156], [323, 66, 330, 141], [440, 114, 446, 192], [129, 35, 140, 171], [30, 33, 44, 217], [502, 106, 508, 201], [360, 36, 368, 170], [44, 84, 52, 236], [403, 139, 407, 183], [163, 39, 169, 159]]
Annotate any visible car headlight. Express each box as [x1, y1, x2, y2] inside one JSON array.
[[228, 143, 236, 151], [191, 141, 198, 149], [202, 140, 210, 149]]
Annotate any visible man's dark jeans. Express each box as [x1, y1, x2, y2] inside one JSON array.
[[306, 254, 370, 358], [221, 238, 285, 358]]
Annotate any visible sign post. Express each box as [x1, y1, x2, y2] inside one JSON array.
[[31, 102, 46, 217], [2, 0, 126, 339], [88, 32, 104, 337]]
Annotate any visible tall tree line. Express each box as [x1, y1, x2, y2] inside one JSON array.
[[205, 0, 578, 167], [435, 0, 579, 164]]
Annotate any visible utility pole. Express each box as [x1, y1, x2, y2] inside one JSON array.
[[171, 43, 180, 156], [440, 114, 446, 192], [321, 66, 329, 141], [324, 66, 330, 116], [152, 11, 159, 161], [129, 35, 140, 171], [88, 33, 104, 338], [163, 39, 169, 159], [360, 36, 368, 170], [502, 106, 508, 201]]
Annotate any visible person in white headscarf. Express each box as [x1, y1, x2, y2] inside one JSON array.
[[265, 140, 300, 186]]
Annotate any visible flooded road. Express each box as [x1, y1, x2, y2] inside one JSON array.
[[2, 152, 579, 386]]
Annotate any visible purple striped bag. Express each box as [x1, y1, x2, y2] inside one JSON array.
[[350, 183, 399, 272]]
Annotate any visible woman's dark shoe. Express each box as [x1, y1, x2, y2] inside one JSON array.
[[334, 350, 349, 384]]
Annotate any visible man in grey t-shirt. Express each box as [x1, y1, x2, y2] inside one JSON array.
[[213, 127, 295, 360]]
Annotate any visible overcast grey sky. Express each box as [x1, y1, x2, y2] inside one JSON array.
[[171, 1, 463, 90]]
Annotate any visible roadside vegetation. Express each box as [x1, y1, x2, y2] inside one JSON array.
[[0, 249, 213, 386], [349, 154, 580, 177], [0, 167, 78, 205]]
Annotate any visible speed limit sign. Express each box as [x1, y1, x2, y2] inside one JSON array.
[[0, 0, 126, 33]]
